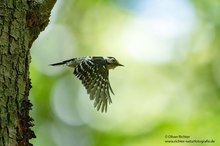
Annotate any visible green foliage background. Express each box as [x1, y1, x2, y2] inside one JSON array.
[[30, 0, 220, 146]]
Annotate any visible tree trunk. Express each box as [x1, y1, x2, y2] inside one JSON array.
[[0, 0, 56, 146]]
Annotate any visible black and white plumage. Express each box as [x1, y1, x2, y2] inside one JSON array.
[[50, 56, 123, 112]]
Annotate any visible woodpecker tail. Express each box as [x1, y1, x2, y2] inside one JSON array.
[[50, 58, 76, 66]]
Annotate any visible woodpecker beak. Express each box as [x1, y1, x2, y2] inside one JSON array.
[[117, 63, 124, 67]]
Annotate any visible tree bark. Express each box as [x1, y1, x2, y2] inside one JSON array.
[[0, 0, 56, 146]]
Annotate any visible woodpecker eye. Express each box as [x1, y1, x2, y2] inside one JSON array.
[[107, 57, 117, 63]]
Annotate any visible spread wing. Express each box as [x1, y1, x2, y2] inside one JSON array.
[[73, 59, 114, 112]]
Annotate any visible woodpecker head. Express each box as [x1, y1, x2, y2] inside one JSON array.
[[105, 57, 123, 69]]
